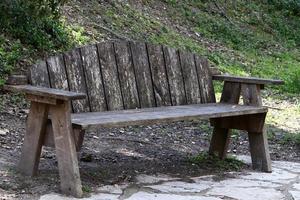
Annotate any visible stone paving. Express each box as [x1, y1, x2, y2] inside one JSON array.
[[39, 156, 300, 200]]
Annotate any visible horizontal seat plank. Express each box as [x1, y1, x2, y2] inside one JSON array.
[[212, 75, 284, 85], [71, 103, 267, 130], [3, 85, 86, 101]]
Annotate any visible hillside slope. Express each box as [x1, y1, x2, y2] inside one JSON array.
[[1, 0, 299, 134], [62, 0, 300, 93]]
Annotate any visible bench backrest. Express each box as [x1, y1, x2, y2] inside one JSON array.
[[29, 41, 215, 113]]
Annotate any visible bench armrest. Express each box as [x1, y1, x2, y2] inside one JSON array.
[[212, 75, 284, 85], [3, 85, 86, 101]]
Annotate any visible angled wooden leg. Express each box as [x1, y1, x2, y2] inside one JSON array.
[[209, 127, 231, 159], [241, 83, 272, 172], [209, 81, 240, 159], [18, 102, 49, 176], [248, 129, 272, 172], [50, 101, 83, 197]]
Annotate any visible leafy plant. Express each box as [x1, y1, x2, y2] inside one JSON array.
[[190, 152, 245, 171]]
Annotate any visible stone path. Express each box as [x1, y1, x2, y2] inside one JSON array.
[[40, 156, 300, 200]]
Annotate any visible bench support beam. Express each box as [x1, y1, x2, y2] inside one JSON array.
[[209, 82, 240, 158], [18, 99, 83, 197], [209, 82, 272, 172], [50, 101, 82, 197], [18, 102, 49, 176], [241, 83, 271, 172]]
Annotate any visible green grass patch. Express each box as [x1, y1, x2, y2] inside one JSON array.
[[190, 152, 245, 171], [280, 133, 300, 145]]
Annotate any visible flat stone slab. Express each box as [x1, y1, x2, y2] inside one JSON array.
[[39, 155, 300, 200], [126, 192, 222, 200]]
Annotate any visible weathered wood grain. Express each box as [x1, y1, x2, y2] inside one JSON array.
[[6, 75, 28, 85], [64, 48, 90, 112], [220, 82, 241, 103], [114, 41, 140, 109], [29, 60, 51, 87], [209, 81, 241, 159], [47, 54, 69, 90], [130, 41, 156, 108], [80, 44, 107, 112], [18, 102, 49, 176], [163, 46, 186, 105], [147, 44, 172, 106], [241, 83, 271, 172], [50, 101, 82, 197], [241, 84, 262, 106], [97, 42, 123, 110], [194, 55, 215, 103], [71, 103, 267, 130], [213, 75, 284, 85], [179, 50, 201, 104], [4, 85, 86, 101]]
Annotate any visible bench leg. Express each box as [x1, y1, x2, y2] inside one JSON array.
[[18, 102, 49, 176], [50, 101, 83, 197], [209, 127, 231, 159], [248, 129, 272, 172]]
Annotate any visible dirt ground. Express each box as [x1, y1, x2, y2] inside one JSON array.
[[0, 93, 299, 199]]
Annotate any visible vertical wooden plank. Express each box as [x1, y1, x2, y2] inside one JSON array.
[[18, 102, 49, 176], [194, 55, 216, 103], [147, 43, 172, 106], [241, 84, 262, 106], [47, 54, 69, 91], [163, 47, 186, 105], [80, 45, 107, 112], [64, 49, 90, 113], [50, 101, 82, 197], [220, 82, 241, 103], [97, 42, 123, 111], [29, 60, 50, 87], [130, 41, 156, 108], [114, 41, 140, 109], [179, 50, 201, 104]]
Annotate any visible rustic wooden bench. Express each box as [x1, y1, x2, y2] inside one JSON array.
[[4, 41, 283, 197]]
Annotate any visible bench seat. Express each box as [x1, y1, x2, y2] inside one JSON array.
[[71, 103, 267, 130]]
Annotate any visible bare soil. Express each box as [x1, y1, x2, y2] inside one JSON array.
[[0, 92, 299, 199]]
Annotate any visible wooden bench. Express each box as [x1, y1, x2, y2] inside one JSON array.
[[4, 41, 283, 197]]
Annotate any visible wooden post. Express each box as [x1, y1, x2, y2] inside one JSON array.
[[50, 101, 83, 197], [209, 82, 241, 158], [241, 83, 272, 172], [18, 102, 49, 176]]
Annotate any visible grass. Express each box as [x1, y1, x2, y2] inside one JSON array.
[[190, 152, 245, 171], [97, 0, 300, 94]]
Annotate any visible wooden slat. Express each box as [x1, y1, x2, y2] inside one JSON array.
[[80, 44, 107, 112], [213, 75, 284, 85], [130, 41, 156, 108], [29, 60, 50, 87], [4, 85, 86, 101], [71, 103, 267, 130], [147, 44, 171, 106], [179, 50, 201, 104], [163, 47, 186, 105], [47, 55, 69, 90], [97, 42, 123, 111], [194, 55, 215, 103], [64, 49, 90, 112], [114, 41, 140, 109]]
